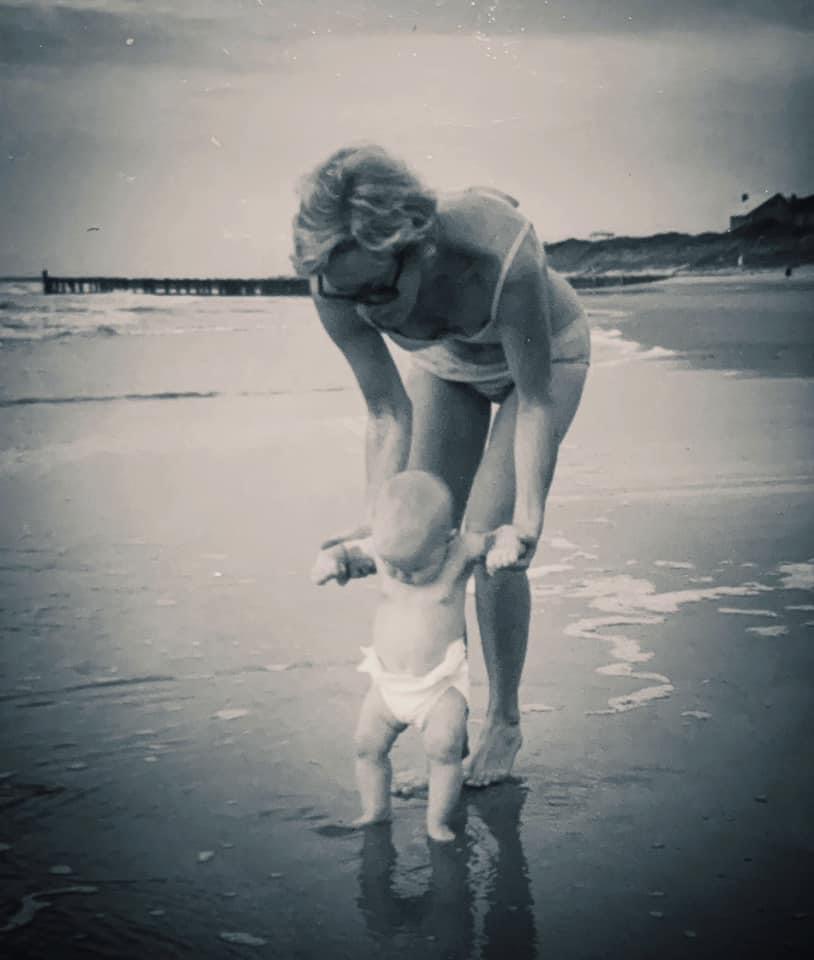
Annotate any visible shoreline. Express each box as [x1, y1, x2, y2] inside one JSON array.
[[572, 263, 814, 285]]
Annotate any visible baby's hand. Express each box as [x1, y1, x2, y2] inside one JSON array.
[[345, 553, 377, 580], [485, 525, 533, 575], [310, 548, 348, 586]]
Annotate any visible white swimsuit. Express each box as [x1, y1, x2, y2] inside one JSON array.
[[386, 189, 591, 402], [358, 638, 469, 731]]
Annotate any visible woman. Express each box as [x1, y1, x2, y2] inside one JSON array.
[[291, 144, 590, 787]]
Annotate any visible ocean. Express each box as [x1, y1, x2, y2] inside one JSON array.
[[2, 272, 812, 404], [3, 272, 812, 479]]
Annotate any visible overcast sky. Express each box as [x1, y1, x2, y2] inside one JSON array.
[[1, 0, 812, 275]]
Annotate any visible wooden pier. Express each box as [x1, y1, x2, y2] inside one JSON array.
[[40, 269, 672, 297], [41, 270, 309, 297]]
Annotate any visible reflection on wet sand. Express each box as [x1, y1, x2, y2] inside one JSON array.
[[357, 782, 536, 958]]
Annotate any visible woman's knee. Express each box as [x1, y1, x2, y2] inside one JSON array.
[[474, 565, 530, 619]]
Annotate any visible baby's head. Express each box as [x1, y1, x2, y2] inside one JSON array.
[[372, 471, 455, 584]]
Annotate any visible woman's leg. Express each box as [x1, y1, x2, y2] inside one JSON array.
[[405, 366, 492, 526], [464, 361, 589, 785]]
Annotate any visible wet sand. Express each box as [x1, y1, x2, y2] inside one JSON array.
[[2, 288, 814, 958], [583, 270, 814, 380]]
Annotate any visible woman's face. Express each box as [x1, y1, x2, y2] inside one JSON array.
[[319, 244, 422, 332]]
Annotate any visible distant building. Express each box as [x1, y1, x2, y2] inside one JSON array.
[[588, 231, 615, 241], [730, 192, 814, 231]]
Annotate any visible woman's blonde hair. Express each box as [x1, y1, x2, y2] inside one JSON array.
[[290, 144, 438, 276]]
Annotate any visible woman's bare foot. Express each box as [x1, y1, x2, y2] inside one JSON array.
[[427, 821, 456, 843], [464, 721, 522, 787], [352, 809, 392, 828]]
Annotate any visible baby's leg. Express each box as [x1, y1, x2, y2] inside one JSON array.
[[422, 688, 468, 842], [353, 685, 405, 827]]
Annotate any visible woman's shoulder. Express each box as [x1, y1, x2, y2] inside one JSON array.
[[439, 186, 522, 214], [437, 188, 529, 260]]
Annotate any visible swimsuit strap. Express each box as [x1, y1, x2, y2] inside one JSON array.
[[490, 219, 532, 325]]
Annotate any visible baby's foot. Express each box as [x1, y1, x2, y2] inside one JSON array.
[[427, 821, 456, 843], [352, 809, 391, 828]]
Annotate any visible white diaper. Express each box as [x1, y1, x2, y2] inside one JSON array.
[[357, 639, 469, 731]]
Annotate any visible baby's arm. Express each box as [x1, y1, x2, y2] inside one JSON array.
[[311, 537, 377, 586], [460, 530, 493, 569]]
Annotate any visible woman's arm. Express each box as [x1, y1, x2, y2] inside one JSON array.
[[495, 234, 558, 546], [313, 286, 413, 524]]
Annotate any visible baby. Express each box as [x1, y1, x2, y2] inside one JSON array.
[[311, 470, 520, 842]]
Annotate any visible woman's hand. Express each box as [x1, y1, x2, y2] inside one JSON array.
[[485, 525, 538, 575], [310, 548, 348, 586]]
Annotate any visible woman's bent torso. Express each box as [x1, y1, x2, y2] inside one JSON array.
[[382, 190, 587, 399]]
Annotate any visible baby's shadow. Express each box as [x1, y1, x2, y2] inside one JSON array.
[[355, 781, 538, 958]]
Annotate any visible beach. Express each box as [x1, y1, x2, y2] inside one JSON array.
[[1, 273, 813, 958]]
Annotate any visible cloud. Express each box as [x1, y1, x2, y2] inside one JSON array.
[[1, 0, 812, 71], [0, 2, 281, 69], [477, 1, 814, 35]]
